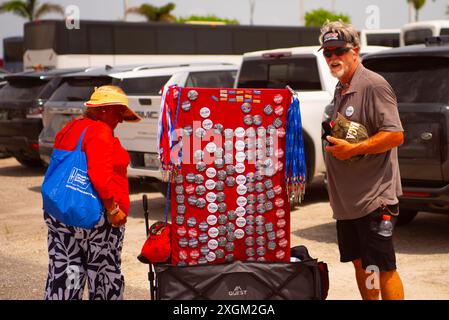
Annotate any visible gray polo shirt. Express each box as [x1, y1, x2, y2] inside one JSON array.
[[325, 63, 403, 220]]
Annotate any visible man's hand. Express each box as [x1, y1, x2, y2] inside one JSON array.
[[325, 136, 358, 160], [325, 131, 404, 161], [107, 209, 127, 227]]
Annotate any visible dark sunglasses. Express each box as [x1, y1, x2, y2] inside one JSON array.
[[323, 47, 352, 58]]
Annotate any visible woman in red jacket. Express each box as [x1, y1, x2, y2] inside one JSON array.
[[44, 85, 141, 300]]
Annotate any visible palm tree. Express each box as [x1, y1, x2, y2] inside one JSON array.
[[0, 0, 63, 21], [126, 2, 176, 23], [407, 0, 427, 22]]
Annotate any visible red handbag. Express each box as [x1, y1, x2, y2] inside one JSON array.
[[139, 222, 171, 264]]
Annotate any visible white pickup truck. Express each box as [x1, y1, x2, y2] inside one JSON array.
[[235, 45, 388, 184]]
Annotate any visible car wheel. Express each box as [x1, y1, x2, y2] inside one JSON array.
[[14, 155, 44, 168], [396, 208, 418, 226]]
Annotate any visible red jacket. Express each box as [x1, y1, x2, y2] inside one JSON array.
[[54, 117, 131, 215]]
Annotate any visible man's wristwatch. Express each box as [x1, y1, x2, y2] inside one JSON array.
[[107, 204, 120, 216]]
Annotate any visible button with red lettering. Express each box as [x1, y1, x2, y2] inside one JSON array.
[[200, 107, 211, 118]]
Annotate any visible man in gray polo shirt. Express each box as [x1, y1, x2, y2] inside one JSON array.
[[320, 21, 405, 300]]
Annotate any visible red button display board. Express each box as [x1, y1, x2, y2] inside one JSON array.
[[170, 88, 291, 266]]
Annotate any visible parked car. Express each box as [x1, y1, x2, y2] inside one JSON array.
[[0, 68, 84, 166], [323, 37, 449, 225], [39, 62, 238, 194], [235, 45, 387, 184]]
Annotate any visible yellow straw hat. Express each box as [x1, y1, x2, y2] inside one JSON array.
[[84, 85, 141, 122]]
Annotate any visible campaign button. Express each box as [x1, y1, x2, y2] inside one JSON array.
[[199, 221, 209, 232], [195, 127, 206, 139], [206, 167, 217, 179], [267, 241, 276, 251], [179, 250, 188, 260], [227, 210, 237, 220], [188, 90, 198, 101], [206, 142, 217, 153], [225, 176, 236, 187], [246, 204, 256, 215], [235, 206, 246, 217], [245, 236, 255, 246], [236, 217, 246, 228], [255, 215, 265, 226], [216, 192, 226, 203], [195, 174, 204, 185], [175, 174, 184, 184], [224, 129, 234, 139], [188, 238, 198, 248], [246, 127, 256, 138], [200, 107, 211, 118], [234, 229, 245, 239], [264, 104, 274, 115], [276, 250, 286, 260], [217, 202, 227, 213], [277, 219, 286, 228], [214, 123, 224, 134], [182, 126, 193, 137], [218, 214, 228, 225], [188, 228, 198, 238], [177, 226, 187, 237], [207, 202, 218, 213], [264, 201, 273, 211], [273, 94, 283, 105], [206, 251, 216, 262], [279, 238, 288, 248], [202, 119, 213, 130], [245, 225, 255, 236], [215, 181, 225, 191], [214, 158, 224, 169], [206, 192, 217, 203], [243, 115, 253, 125], [256, 236, 266, 246], [237, 196, 247, 207], [246, 215, 255, 226], [208, 239, 218, 250], [236, 184, 247, 195], [175, 215, 185, 225], [176, 195, 185, 204], [275, 198, 285, 208], [196, 198, 206, 209], [235, 127, 246, 138], [235, 140, 245, 151], [235, 152, 246, 163], [253, 115, 263, 126], [199, 233, 209, 243], [276, 229, 286, 239], [241, 102, 252, 113], [208, 227, 219, 238], [225, 242, 235, 252], [205, 179, 216, 190]]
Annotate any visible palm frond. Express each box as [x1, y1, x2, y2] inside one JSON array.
[[0, 0, 30, 19]]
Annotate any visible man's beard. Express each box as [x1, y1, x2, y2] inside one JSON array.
[[329, 61, 347, 79]]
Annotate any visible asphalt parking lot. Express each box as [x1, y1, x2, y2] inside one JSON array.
[[1, 156, 448, 300]]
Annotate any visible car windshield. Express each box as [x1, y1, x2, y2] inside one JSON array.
[[237, 56, 322, 91], [48, 77, 112, 102], [364, 56, 449, 103], [0, 78, 48, 103]]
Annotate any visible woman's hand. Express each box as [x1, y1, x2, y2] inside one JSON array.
[[107, 208, 127, 227]]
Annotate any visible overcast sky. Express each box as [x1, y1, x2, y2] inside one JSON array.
[[0, 0, 448, 56]]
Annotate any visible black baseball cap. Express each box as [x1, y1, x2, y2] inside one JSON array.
[[319, 31, 348, 51]]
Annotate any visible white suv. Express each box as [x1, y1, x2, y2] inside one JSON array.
[[235, 45, 387, 184], [113, 64, 238, 192], [39, 63, 238, 193]]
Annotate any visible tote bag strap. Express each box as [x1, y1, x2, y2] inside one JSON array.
[[75, 127, 90, 152]]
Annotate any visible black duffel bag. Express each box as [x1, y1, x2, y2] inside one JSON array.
[[154, 246, 329, 300]]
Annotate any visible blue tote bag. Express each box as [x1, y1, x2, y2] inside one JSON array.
[[42, 127, 103, 229]]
